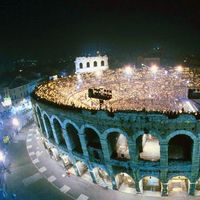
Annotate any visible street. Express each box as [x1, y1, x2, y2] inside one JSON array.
[[0, 111, 199, 200]]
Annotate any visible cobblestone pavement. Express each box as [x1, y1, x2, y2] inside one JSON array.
[[24, 122, 200, 200]]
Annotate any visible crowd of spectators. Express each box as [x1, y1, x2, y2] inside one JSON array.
[[34, 67, 200, 115]]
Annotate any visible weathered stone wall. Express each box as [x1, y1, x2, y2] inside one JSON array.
[[31, 97, 200, 196]]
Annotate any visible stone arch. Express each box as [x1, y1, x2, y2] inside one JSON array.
[[51, 116, 66, 146], [63, 119, 80, 133], [79, 62, 83, 69], [101, 60, 105, 66], [135, 130, 161, 162], [195, 177, 200, 195], [168, 176, 190, 194], [94, 61, 97, 67], [66, 122, 83, 154], [86, 62, 90, 68], [59, 154, 75, 173], [139, 174, 160, 181], [139, 176, 161, 194], [93, 167, 112, 188], [36, 105, 46, 136], [115, 172, 136, 193], [166, 130, 196, 143], [81, 124, 101, 137], [103, 128, 129, 139], [104, 128, 130, 160], [134, 130, 162, 141], [75, 160, 88, 176], [42, 112, 54, 140], [167, 131, 195, 162], [82, 125, 103, 162], [75, 160, 93, 183], [167, 174, 191, 182]]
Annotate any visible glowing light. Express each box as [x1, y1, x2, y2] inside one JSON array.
[[150, 65, 158, 74], [175, 65, 183, 73], [185, 101, 196, 112], [2, 97, 12, 107], [12, 118, 19, 126], [124, 65, 133, 76], [0, 151, 4, 161]]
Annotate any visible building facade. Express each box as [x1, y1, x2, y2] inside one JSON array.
[[31, 96, 200, 197], [75, 55, 109, 74], [1, 76, 42, 105]]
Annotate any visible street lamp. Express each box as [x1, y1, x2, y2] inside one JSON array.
[[123, 65, 134, 83], [12, 118, 19, 127], [175, 65, 183, 73], [124, 65, 133, 76], [150, 64, 158, 74]]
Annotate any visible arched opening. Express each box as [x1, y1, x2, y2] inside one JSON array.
[[66, 123, 83, 155], [49, 147, 59, 161], [33, 108, 40, 127], [107, 132, 130, 160], [93, 167, 112, 189], [85, 128, 103, 162], [76, 160, 93, 183], [36, 107, 46, 136], [79, 63, 83, 69], [94, 61, 97, 67], [101, 60, 105, 66], [136, 133, 160, 161], [86, 62, 90, 68], [60, 154, 76, 175], [140, 176, 161, 196], [53, 118, 66, 146], [115, 173, 136, 194], [168, 134, 193, 162], [168, 176, 190, 195], [43, 114, 54, 140], [195, 178, 200, 196]]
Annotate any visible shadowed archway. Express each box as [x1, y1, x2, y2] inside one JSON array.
[[85, 128, 103, 162], [66, 123, 83, 154]]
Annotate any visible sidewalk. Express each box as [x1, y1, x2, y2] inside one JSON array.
[[5, 122, 70, 200], [25, 122, 200, 200]]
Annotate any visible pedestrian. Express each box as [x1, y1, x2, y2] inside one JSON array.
[[67, 171, 71, 177]]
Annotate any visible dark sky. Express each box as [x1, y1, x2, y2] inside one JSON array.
[[0, 0, 200, 59]]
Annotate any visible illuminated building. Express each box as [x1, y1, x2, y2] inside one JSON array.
[[75, 55, 109, 74], [31, 63, 200, 197]]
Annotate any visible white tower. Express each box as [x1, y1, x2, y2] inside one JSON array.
[[75, 55, 109, 74]]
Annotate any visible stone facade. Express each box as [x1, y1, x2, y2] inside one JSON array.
[[31, 97, 200, 196], [75, 55, 109, 74]]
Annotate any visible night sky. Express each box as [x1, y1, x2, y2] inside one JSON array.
[[0, 0, 200, 60]]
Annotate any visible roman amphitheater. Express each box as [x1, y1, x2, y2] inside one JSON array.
[[31, 56, 200, 197]]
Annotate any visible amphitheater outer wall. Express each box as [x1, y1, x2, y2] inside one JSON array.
[[31, 97, 200, 196]]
